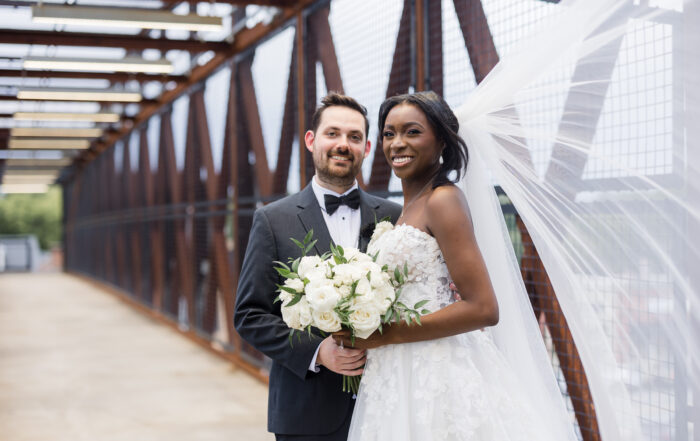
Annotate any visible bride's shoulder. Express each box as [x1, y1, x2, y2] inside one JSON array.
[[426, 184, 468, 211], [425, 184, 473, 232]]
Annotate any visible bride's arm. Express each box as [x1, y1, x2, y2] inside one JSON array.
[[335, 185, 499, 350]]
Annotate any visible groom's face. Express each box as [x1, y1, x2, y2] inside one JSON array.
[[305, 106, 371, 188]]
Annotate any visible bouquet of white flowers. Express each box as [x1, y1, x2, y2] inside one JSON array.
[[274, 221, 429, 393]]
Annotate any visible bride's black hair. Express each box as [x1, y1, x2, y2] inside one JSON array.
[[378, 91, 468, 188]]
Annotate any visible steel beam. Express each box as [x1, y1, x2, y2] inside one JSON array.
[[0, 69, 186, 84], [416, 0, 426, 91], [220, 67, 242, 350], [156, 0, 295, 6], [272, 42, 297, 194], [426, 0, 443, 95], [160, 111, 193, 318], [296, 11, 308, 187], [517, 217, 601, 441], [238, 57, 273, 196], [115, 138, 131, 292], [0, 29, 229, 52], [309, 5, 343, 93], [191, 90, 218, 333], [127, 138, 144, 301], [368, 0, 412, 190], [453, 0, 499, 83]]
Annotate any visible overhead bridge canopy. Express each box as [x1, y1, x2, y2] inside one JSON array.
[[0, 0, 309, 193]]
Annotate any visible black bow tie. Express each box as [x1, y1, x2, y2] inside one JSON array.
[[324, 189, 360, 215]]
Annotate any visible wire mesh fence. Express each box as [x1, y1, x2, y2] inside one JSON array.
[[62, 1, 693, 440]]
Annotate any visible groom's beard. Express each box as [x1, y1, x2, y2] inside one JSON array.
[[313, 146, 363, 188]]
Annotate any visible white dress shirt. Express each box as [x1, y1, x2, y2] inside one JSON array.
[[308, 176, 361, 372], [310, 176, 361, 249]]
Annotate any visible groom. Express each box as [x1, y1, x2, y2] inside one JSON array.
[[234, 92, 402, 440]]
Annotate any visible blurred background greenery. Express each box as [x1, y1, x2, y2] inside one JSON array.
[[0, 186, 62, 250]]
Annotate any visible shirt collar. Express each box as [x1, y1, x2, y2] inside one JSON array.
[[311, 175, 359, 213]]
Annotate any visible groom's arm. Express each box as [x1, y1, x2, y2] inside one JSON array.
[[234, 208, 322, 380]]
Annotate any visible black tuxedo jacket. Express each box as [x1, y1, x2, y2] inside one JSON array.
[[234, 184, 401, 436]]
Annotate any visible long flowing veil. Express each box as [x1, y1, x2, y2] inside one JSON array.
[[456, 0, 698, 440]]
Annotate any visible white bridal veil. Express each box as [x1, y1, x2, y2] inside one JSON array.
[[457, 0, 698, 440]]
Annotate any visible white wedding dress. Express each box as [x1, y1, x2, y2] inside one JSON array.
[[347, 223, 543, 441]]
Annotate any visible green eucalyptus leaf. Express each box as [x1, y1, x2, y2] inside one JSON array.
[[273, 261, 291, 271], [285, 294, 303, 308], [304, 229, 314, 244], [305, 240, 318, 254], [414, 299, 429, 309], [275, 267, 292, 278], [382, 308, 393, 323]]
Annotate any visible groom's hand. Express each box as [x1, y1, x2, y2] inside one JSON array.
[[317, 336, 366, 376]]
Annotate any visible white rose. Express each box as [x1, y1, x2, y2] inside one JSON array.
[[344, 248, 372, 264], [370, 221, 394, 244], [305, 264, 330, 283], [284, 278, 305, 293], [372, 284, 396, 312], [354, 260, 378, 275], [343, 247, 361, 262], [333, 264, 363, 286], [338, 284, 352, 298], [281, 296, 313, 330], [298, 255, 323, 279], [332, 264, 353, 286], [306, 283, 341, 313], [278, 290, 293, 305], [369, 269, 391, 289], [349, 304, 381, 339], [313, 310, 342, 333], [354, 277, 371, 296]]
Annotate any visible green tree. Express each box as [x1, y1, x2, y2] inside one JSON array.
[[0, 185, 62, 250]]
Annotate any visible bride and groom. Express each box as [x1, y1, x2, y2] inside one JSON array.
[[234, 91, 561, 440]]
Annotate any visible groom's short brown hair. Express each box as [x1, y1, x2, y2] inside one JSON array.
[[310, 92, 370, 138]]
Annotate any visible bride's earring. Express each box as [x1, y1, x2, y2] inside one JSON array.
[[439, 154, 444, 165]]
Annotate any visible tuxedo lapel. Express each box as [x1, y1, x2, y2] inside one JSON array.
[[358, 189, 381, 252], [296, 185, 334, 255]]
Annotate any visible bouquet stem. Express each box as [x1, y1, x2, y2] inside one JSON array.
[[342, 374, 361, 394]]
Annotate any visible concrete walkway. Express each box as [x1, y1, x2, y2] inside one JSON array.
[[0, 273, 272, 441]]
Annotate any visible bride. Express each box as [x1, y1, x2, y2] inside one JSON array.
[[334, 91, 575, 441]]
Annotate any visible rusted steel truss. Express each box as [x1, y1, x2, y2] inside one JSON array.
[[62, 2, 604, 439]]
